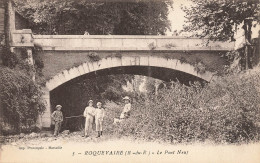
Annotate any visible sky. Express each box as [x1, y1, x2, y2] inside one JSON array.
[[166, 0, 191, 36]]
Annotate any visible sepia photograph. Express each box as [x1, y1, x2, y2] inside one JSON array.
[[0, 0, 260, 162]]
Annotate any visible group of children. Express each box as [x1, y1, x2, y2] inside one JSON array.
[[83, 100, 105, 138], [51, 96, 131, 138]]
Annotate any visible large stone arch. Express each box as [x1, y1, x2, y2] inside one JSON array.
[[40, 55, 214, 128], [45, 55, 213, 91]]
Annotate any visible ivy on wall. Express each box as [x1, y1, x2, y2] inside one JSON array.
[[0, 45, 46, 134]]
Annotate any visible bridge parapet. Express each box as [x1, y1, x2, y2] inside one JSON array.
[[10, 29, 236, 51], [10, 29, 34, 47], [32, 35, 234, 51]]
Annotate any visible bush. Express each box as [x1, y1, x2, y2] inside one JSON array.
[[1, 46, 19, 68], [105, 68, 260, 144], [0, 67, 46, 135]]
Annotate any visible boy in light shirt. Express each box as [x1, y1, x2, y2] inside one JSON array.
[[95, 102, 105, 138], [83, 100, 95, 138]]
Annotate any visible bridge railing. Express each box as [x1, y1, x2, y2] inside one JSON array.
[[33, 35, 235, 51], [10, 30, 235, 51]]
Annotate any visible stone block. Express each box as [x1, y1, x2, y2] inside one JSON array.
[[82, 62, 90, 73], [97, 58, 109, 70], [92, 61, 99, 71], [77, 65, 85, 76], [62, 70, 73, 82], [87, 62, 94, 72], [140, 56, 149, 66], [68, 67, 80, 79], [111, 57, 122, 67], [122, 56, 133, 66]]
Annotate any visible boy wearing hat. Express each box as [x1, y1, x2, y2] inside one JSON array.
[[95, 102, 105, 138], [51, 105, 63, 136], [83, 100, 96, 137], [120, 96, 131, 119]]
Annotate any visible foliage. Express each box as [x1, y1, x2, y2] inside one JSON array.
[[194, 60, 206, 74], [223, 50, 242, 73], [1, 45, 19, 68], [1, 45, 44, 74], [0, 44, 45, 135], [182, 0, 260, 41], [105, 69, 260, 144], [14, 0, 172, 35], [32, 45, 45, 77], [223, 40, 259, 73], [0, 66, 46, 135]]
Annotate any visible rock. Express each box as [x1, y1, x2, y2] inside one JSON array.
[[29, 132, 38, 137], [61, 130, 70, 135], [19, 133, 25, 138], [40, 133, 49, 137]]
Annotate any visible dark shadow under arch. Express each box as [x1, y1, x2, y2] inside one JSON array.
[[51, 65, 207, 92]]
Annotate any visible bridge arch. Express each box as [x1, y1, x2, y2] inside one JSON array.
[[40, 55, 214, 128], [45, 55, 213, 91]]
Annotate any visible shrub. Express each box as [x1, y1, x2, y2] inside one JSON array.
[[0, 67, 46, 135], [105, 68, 260, 144], [0, 45, 45, 135], [1, 46, 19, 68]]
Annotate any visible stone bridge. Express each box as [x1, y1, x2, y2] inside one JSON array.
[[11, 29, 235, 128]]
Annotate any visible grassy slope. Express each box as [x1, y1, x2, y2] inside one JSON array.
[[103, 65, 260, 144]]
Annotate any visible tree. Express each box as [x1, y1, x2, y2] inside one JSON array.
[[182, 0, 259, 41], [182, 0, 259, 70], [14, 0, 172, 35], [0, 66, 46, 134], [113, 1, 171, 35]]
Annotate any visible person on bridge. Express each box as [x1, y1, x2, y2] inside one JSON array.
[[83, 100, 96, 138], [51, 105, 63, 137], [120, 96, 131, 119], [95, 102, 105, 138]]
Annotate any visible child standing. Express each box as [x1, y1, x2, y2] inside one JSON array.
[[51, 105, 63, 136], [83, 100, 95, 138], [95, 102, 105, 138]]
